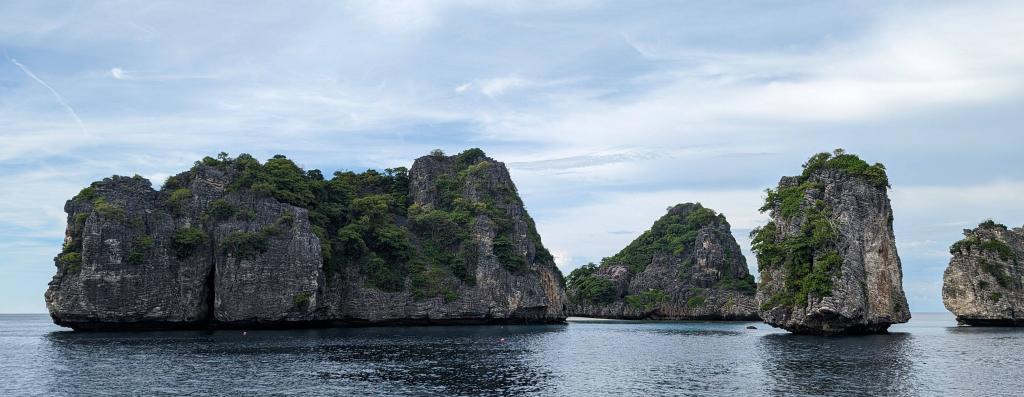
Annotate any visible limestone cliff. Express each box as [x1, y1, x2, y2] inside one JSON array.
[[45, 149, 566, 330], [752, 149, 910, 335], [943, 221, 1024, 326], [565, 203, 758, 320]]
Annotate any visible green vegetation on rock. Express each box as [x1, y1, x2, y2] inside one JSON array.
[[292, 292, 312, 309], [950, 227, 1016, 262], [208, 199, 235, 220], [760, 181, 820, 218], [714, 274, 757, 293], [73, 213, 89, 229], [74, 186, 97, 201], [752, 199, 842, 310], [565, 263, 617, 304], [752, 149, 885, 311], [979, 219, 1008, 230], [173, 149, 556, 299], [980, 260, 1013, 288], [800, 148, 889, 188], [686, 293, 706, 307], [167, 188, 192, 212], [126, 235, 154, 266], [57, 252, 82, 273], [625, 288, 669, 311], [221, 214, 294, 260], [92, 198, 125, 220], [604, 203, 723, 273], [172, 227, 205, 259]]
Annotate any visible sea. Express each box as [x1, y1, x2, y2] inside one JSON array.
[[1, 313, 1021, 396]]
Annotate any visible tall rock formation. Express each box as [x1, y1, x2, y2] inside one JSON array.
[[45, 149, 567, 330], [565, 203, 759, 320], [943, 221, 1024, 325], [752, 149, 910, 335]]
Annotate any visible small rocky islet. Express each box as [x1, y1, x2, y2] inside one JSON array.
[[45, 148, 1018, 334], [565, 203, 758, 320], [752, 149, 911, 334], [943, 221, 1024, 325]]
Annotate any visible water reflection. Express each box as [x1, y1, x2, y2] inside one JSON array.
[[757, 333, 916, 396], [7, 314, 1024, 396], [41, 325, 566, 395]]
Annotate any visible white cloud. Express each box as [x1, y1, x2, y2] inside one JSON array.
[[109, 66, 216, 81], [454, 74, 585, 98], [478, 75, 531, 97], [478, 1, 1024, 145]]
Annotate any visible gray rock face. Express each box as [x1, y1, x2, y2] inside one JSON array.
[[45, 151, 566, 330], [754, 152, 911, 335], [324, 154, 567, 324], [943, 222, 1024, 326], [566, 203, 759, 320]]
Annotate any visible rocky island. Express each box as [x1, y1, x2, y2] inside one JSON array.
[[752, 149, 910, 334], [45, 149, 567, 330], [943, 221, 1024, 326], [565, 203, 759, 320]]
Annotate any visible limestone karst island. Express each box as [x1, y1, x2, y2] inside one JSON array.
[[7, 2, 1024, 395], [45, 148, 1020, 335]]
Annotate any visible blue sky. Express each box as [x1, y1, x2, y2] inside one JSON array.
[[2, 0, 1023, 313]]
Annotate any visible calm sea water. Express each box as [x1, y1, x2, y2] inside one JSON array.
[[1, 313, 1021, 396]]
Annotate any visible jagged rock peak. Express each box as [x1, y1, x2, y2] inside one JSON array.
[[565, 202, 759, 320], [753, 149, 910, 335], [943, 220, 1024, 326]]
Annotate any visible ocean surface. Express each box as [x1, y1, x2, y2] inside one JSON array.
[[1, 313, 1021, 396]]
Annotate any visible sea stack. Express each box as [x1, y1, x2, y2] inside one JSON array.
[[752, 149, 910, 334], [943, 221, 1024, 326], [565, 203, 758, 320], [45, 149, 567, 330]]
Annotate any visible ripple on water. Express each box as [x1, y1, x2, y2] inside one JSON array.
[[1, 313, 1023, 396]]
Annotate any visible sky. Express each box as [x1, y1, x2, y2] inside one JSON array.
[[2, 0, 1023, 313]]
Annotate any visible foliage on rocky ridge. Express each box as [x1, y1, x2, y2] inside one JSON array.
[[565, 203, 758, 320], [46, 149, 567, 330]]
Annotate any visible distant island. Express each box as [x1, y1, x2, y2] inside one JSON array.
[[45, 148, 1020, 334], [944, 220, 1024, 325], [565, 203, 758, 320]]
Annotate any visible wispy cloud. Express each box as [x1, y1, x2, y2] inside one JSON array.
[[509, 150, 662, 171], [454, 74, 582, 98], [110, 67, 216, 81], [9, 58, 89, 135]]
